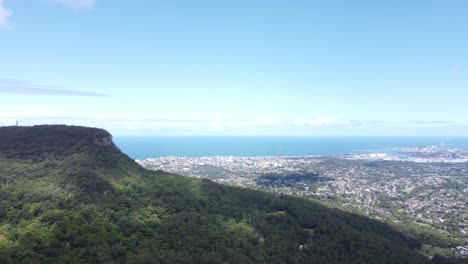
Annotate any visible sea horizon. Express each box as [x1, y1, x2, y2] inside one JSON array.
[[114, 136, 468, 160]]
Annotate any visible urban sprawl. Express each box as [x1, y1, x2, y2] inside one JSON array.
[[138, 147, 468, 257]]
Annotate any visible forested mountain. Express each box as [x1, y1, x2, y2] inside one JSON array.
[[0, 125, 457, 263]]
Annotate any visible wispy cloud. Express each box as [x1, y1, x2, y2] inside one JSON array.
[[292, 116, 338, 127], [0, 79, 110, 97], [0, 114, 284, 136], [1, 0, 95, 30], [0, 0, 12, 30], [408, 120, 451, 124], [0, 106, 466, 136], [48, 0, 96, 10]]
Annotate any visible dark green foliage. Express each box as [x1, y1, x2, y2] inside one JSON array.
[[0, 125, 445, 263], [0, 125, 113, 161], [431, 255, 468, 264]]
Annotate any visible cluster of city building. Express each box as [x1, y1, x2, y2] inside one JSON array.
[[345, 146, 468, 163], [138, 154, 468, 256]]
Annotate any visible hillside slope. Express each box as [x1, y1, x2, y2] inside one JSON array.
[[0, 125, 441, 263]]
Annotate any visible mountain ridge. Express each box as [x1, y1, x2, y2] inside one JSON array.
[[0, 125, 459, 263]]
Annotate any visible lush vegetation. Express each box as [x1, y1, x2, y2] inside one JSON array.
[[0, 125, 459, 263]]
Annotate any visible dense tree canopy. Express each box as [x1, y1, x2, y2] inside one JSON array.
[[0, 125, 460, 263]]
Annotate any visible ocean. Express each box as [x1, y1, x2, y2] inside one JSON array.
[[113, 136, 468, 160]]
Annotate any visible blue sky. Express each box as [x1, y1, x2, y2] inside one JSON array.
[[0, 0, 467, 136]]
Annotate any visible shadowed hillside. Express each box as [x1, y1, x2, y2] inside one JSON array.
[[0, 125, 453, 263]]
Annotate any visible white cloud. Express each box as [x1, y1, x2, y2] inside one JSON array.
[[309, 117, 337, 127], [1, 106, 466, 136], [292, 116, 338, 127], [0, 105, 284, 135], [0, 0, 12, 30], [1, 0, 96, 31], [0, 118, 16, 126], [49, 0, 95, 9], [0, 79, 110, 97], [293, 117, 307, 127]]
